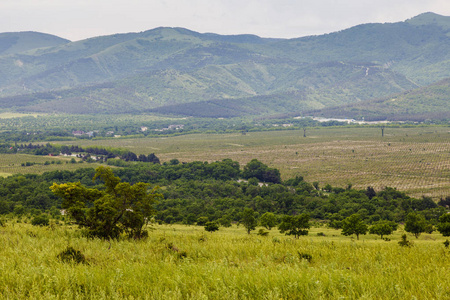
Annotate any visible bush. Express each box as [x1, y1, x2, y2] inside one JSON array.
[[257, 228, 269, 236], [398, 234, 413, 247], [204, 222, 219, 232], [298, 252, 312, 263], [31, 214, 49, 226], [57, 246, 86, 264]]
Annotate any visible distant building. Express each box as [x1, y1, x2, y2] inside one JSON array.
[[72, 130, 85, 136]]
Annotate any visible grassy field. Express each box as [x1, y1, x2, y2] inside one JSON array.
[[0, 221, 449, 299], [48, 126, 450, 199], [0, 154, 103, 177]]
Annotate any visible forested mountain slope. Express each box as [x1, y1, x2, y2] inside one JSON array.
[[0, 12, 448, 117], [307, 77, 450, 121]]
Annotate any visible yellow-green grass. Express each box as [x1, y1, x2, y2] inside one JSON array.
[[50, 126, 450, 199], [0, 112, 44, 119], [0, 222, 449, 299], [0, 154, 103, 177]]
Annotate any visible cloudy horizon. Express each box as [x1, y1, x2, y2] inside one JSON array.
[[1, 0, 450, 41]]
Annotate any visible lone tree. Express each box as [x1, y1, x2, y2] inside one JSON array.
[[369, 220, 398, 239], [341, 214, 368, 240], [260, 212, 277, 230], [50, 166, 162, 239], [437, 213, 450, 237], [404, 212, 429, 239], [204, 222, 219, 232], [278, 213, 310, 238], [241, 208, 257, 234]]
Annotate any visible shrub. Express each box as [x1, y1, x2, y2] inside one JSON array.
[[298, 252, 312, 263], [57, 246, 86, 264], [257, 228, 269, 236], [204, 222, 219, 232], [31, 214, 49, 226], [398, 234, 413, 247]]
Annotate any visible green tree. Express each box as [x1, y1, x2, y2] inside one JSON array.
[[369, 220, 398, 239], [204, 221, 219, 232], [241, 208, 257, 234], [436, 213, 450, 237], [341, 214, 368, 240], [31, 214, 49, 226], [260, 212, 277, 230], [242, 159, 281, 184], [196, 217, 209, 226], [404, 212, 429, 239], [50, 166, 162, 239], [278, 213, 310, 238]]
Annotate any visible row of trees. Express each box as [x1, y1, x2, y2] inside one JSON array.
[[0, 157, 449, 240]]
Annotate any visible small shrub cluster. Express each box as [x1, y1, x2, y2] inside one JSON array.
[[298, 252, 313, 263], [57, 246, 86, 264], [398, 234, 413, 247]]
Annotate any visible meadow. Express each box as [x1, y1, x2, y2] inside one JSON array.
[[48, 126, 450, 199], [0, 154, 102, 177], [0, 221, 449, 299]]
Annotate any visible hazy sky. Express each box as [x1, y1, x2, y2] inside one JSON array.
[[1, 0, 450, 41]]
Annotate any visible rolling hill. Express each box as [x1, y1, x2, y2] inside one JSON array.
[[0, 12, 449, 118], [307, 78, 450, 121]]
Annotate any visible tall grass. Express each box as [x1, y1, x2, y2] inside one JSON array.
[[0, 222, 449, 299]]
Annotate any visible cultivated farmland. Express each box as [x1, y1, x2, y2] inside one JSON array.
[[50, 126, 450, 199]]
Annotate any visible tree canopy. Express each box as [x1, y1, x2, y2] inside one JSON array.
[[50, 166, 162, 239], [341, 214, 368, 240]]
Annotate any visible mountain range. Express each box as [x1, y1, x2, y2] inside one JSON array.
[[0, 12, 449, 120]]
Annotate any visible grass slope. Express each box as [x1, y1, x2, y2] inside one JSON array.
[[0, 32, 70, 56], [309, 78, 450, 121]]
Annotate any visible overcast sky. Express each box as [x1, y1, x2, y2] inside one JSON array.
[[1, 0, 450, 41]]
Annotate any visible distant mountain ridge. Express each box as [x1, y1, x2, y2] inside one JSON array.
[[0, 31, 70, 56], [0, 12, 449, 119]]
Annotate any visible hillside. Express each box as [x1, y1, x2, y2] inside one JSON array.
[[0, 12, 449, 118], [0, 32, 70, 56], [307, 78, 450, 121]]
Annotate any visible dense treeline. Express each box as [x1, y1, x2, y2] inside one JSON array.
[[0, 158, 447, 230], [0, 143, 160, 163]]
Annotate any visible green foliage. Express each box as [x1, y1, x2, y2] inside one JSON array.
[[341, 214, 368, 240], [369, 220, 398, 239], [257, 228, 269, 236], [398, 234, 413, 247], [196, 217, 209, 226], [404, 212, 430, 238], [242, 159, 281, 184], [204, 222, 219, 232], [31, 214, 49, 226], [57, 246, 86, 264], [298, 252, 313, 263], [241, 208, 257, 234], [444, 239, 450, 248], [436, 213, 450, 237], [50, 166, 162, 239], [260, 212, 277, 230], [278, 214, 311, 238]]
